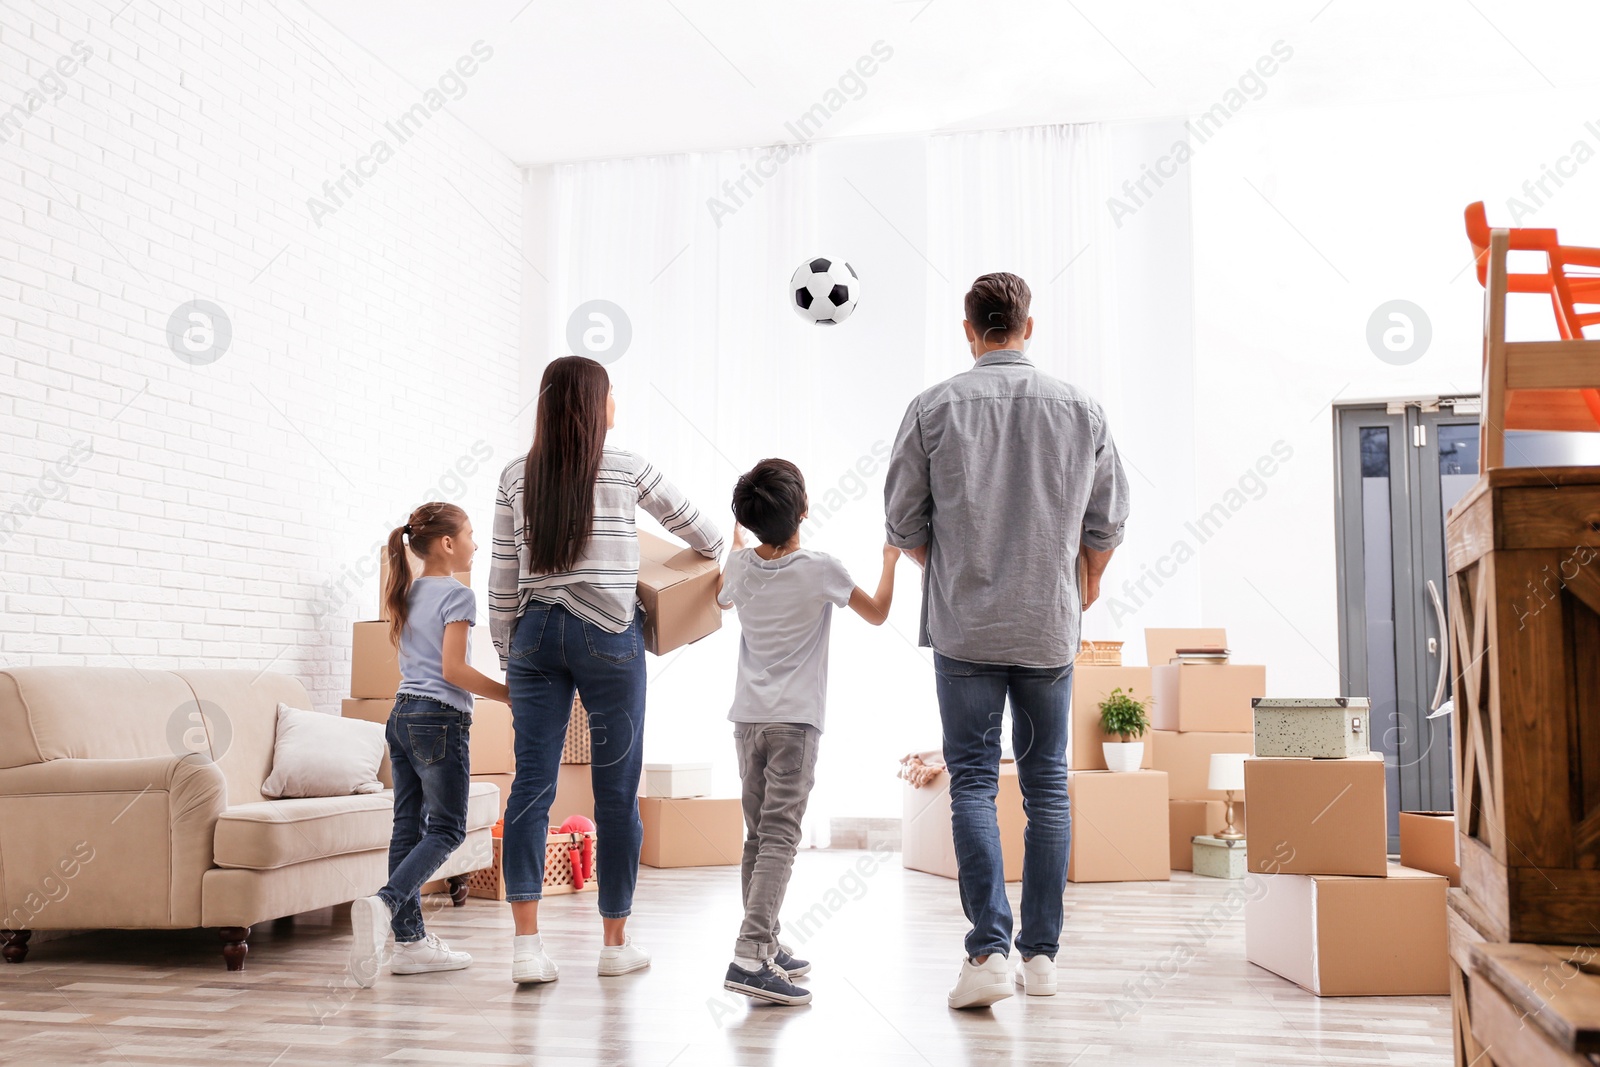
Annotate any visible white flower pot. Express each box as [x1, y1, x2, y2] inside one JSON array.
[[1102, 741, 1144, 772]]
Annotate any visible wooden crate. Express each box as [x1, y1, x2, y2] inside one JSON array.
[[1446, 466, 1600, 944], [465, 830, 597, 901], [562, 694, 591, 764], [1467, 942, 1600, 1067], [1447, 889, 1499, 1067]]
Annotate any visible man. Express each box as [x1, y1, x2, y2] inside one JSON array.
[[884, 272, 1129, 1009]]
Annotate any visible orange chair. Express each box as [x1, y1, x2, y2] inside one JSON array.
[[1465, 202, 1600, 423]]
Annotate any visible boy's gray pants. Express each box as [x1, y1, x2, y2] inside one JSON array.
[[732, 722, 821, 961]]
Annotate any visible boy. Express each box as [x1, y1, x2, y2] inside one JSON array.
[[716, 458, 899, 1006]]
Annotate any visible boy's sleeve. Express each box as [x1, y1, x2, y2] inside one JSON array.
[[822, 556, 855, 608], [441, 582, 478, 626]]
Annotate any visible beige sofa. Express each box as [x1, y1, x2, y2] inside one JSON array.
[[0, 667, 498, 970]]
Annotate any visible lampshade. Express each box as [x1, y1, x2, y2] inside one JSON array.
[[1208, 752, 1248, 792]]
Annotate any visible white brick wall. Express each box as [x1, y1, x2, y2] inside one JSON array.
[[0, 0, 525, 711]]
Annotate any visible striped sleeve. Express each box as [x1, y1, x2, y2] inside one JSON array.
[[635, 455, 724, 559], [488, 467, 521, 669]]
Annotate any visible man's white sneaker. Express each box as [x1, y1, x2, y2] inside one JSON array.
[[391, 933, 472, 975], [947, 953, 1013, 1009], [1015, 954, 1057, 996], [511, 936, 559, 984], [598, 935, 651, 976], [348, 894, 392, 989]]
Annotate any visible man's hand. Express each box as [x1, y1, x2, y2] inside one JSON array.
[[904, 544, 927, 569], [1081, 569, 1102, 610]]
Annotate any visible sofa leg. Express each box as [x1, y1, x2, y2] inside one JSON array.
[[448, 875, 469, 907], [1, 930, 30, 964], [219, 926, 250, 971]]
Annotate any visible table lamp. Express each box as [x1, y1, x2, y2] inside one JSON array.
[[1208, 753, 1247, 841]]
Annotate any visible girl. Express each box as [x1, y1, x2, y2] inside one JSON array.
[[349, 501, 510, 988], [489, 355, 722, 984]]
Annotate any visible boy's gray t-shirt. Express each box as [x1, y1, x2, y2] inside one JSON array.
[[718, 547, 855, 732], [396, 576, 478, 716]]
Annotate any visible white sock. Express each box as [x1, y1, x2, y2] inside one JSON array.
[[513, 934, 543, 955], [734, 955, 762, 972]]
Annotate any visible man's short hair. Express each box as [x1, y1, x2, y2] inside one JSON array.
[[732, 458, 808, 547], [964, 272, 1032, 345]]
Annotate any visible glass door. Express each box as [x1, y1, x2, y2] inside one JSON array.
[[1334, 401, 1478, 849]]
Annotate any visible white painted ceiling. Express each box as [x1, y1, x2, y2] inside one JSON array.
[[305, 0, 1600, 166]]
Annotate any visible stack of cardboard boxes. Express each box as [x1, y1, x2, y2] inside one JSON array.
[[638, 762, 742, 868], [1067, 641, 1168, 883], [341, 547, 594, 825], [1142, 628, 1261, 872], [1243, 697, 1450, 996]]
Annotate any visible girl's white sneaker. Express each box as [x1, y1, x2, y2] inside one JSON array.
[[598, 935, 651, 976], [391, 933, 472, 975], [1015, 954, 1058, 996], [348, 894, 392, 989]]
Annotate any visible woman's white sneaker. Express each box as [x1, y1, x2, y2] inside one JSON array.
[[511, 935, 559, 984], [1015, 954, 1058, 996], [391, 933, 472, 975], [947, 953, 1013, 1009], [598, 935, 651, 976]]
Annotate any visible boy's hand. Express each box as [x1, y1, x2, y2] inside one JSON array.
[[883, 544, 900, 565], [731, 524, 745, 550]]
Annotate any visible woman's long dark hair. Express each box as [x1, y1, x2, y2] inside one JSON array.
[[525, 356, 610, 573]]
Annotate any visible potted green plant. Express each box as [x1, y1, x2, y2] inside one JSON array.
[[1098, 687, 1150, 772]]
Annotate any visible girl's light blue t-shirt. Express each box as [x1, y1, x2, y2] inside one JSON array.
[[396, 576, 478, 716]]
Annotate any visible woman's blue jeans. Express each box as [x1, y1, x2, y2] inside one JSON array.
[[503, 601, 647, 919]]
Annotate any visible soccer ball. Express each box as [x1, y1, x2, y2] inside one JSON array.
[[790, 257, 859, 325]]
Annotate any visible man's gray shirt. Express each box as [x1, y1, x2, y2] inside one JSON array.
[[883, 349, 1129, 668]]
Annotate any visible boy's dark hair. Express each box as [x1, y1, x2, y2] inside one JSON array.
[[732, 459, 808, 547], [964, 272, 1031, 344]]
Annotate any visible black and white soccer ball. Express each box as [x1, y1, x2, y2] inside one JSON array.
[[789, 257, 859, 325]]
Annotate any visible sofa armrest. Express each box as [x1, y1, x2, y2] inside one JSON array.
[[0, 755, 227, 931]]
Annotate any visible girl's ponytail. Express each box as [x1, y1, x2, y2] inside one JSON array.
[[384, 501, 469, 647], [384, 525, 412, 648]]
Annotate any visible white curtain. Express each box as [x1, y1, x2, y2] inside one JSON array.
[[542, 123, 1120, 830], [925, 124, 1120, 414]]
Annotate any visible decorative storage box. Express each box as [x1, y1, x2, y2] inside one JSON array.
[[466, 828, 598, 901], [563, 694, 591, 764], [642, 762, 712, 799], [1252, 697, 1370, 759], [1076, 640, 1123, 666], [1192, 834, 1247, 879]]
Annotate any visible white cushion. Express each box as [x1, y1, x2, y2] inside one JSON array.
[[261, 702, 386, 799]]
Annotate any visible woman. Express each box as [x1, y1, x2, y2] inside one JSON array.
[[488, 355, 723, 984]]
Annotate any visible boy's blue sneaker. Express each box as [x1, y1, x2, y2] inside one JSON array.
[[773, 945, 810, 978], [724, 961, 813, 1006]]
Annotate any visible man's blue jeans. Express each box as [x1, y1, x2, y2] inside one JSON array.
[[933, 652, 1072, 961], [503, 601, 647, 919], [381, 695, 472, 943]]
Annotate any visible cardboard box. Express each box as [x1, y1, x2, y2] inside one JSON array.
[[1152, 730, 1254, 801], [641, 762, 712, 798], [1144, 627, 1228, 667], [377, 546, 470, 620], [473, 763, 595, 825], [639, 796, 743, 867], [902, 761, 1025, 882], [1244, 754, 1388, 876], [1068, 770, 1171, 883], [1244, 863, 1450, 996], [1399, 811, 1460, 887], [1168, 798, 1247, 870], [1070, 666, 1155, 770], [636, 531, 722, 655], [350, 621, 401, 699], [1150, 662, 1265, 732]]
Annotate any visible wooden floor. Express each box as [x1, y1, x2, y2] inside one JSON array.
[[1, 852, 1450, 1066]]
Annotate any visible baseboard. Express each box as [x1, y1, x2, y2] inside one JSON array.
[[827, 817, 901, 851]]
